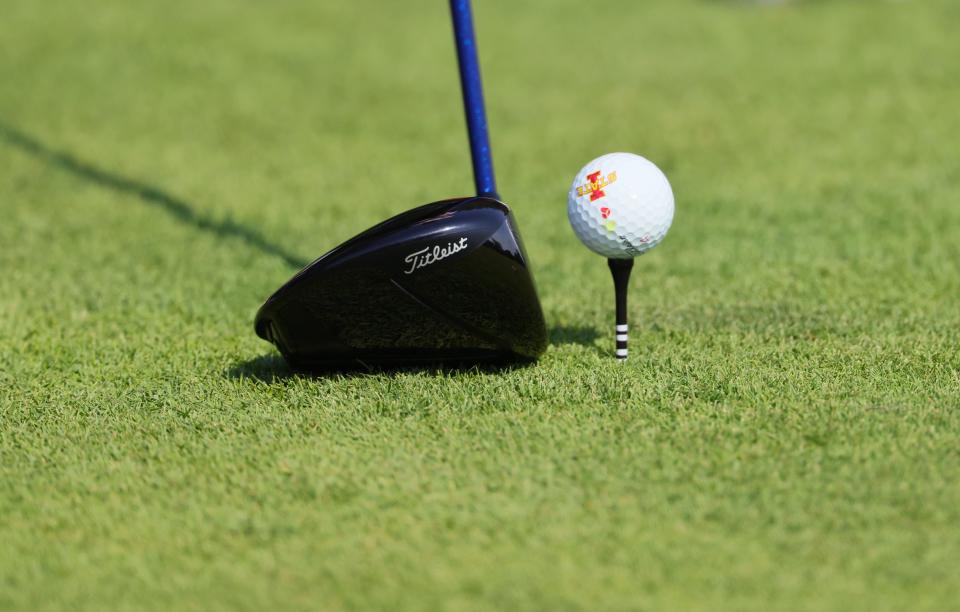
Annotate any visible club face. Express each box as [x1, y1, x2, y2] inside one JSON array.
[[255, 196, 547, 370]]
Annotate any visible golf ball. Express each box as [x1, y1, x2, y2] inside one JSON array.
[[567, 152, 674, 259]]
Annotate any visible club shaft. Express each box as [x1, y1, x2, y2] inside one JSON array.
[[608, 258, 634, 361], [449, 0, 498, 199]]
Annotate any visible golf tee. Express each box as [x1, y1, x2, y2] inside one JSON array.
[[607, 258, 634, 361], [616, 324, 628, 359]]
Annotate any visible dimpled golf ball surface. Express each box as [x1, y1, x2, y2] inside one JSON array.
[[567, 152, 674, 259]]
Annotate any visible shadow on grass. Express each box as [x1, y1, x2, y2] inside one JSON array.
[[230, 325, 600, 382], [226, 352, 535, 383], [0, 120, 308, 269]]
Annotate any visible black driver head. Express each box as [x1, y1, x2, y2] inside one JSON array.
[[254, 196, 547, 370]]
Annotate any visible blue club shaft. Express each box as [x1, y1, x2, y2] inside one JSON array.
[[449, 0, 498, 199]]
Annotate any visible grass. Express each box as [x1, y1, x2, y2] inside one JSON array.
[[2, 0, 959, 609]]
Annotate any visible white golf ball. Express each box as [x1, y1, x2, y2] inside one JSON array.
[[567, 152, 674, 259]]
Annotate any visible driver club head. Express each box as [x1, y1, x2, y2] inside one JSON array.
[[255, 0, 547, 370], [254, 196, 547, 370]]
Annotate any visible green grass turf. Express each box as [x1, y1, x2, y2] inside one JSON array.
[[2, 0, 959, 609]]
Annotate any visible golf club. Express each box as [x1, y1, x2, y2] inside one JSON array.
[[253, 0, 547, 369]]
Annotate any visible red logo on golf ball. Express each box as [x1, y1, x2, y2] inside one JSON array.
[[576, 170, 618, 202]]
